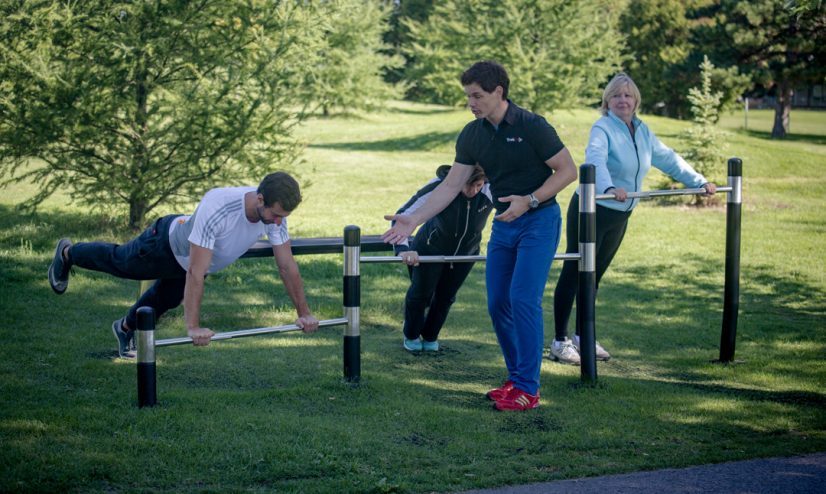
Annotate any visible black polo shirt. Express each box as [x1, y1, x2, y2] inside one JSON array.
[[454, 100, 565, 213]]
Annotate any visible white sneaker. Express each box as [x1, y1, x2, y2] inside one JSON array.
[[550, 338, 580, 365], [573, 334, 611, 361]]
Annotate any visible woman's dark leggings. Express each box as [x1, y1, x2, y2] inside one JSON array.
[[403, 261, 475, 342], [553, 194, 631, 340], [68, 215, 188, 330]]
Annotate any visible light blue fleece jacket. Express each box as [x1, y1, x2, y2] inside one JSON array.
[[585, 110, 707, 212]]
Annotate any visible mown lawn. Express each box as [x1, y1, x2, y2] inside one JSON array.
[[1, 102, 824, 493]]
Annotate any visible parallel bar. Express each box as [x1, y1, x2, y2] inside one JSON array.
[[343, 225, 361, 383], [719, 158, 743, 362], [360, 253, 581, 264], [136, 307, 157, 408], [242, 234, 397, 258], [578, 164, 598, 384], [595, 186, 731, 201], [155, 318, 347, 348]]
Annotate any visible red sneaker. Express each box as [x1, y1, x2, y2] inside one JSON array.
[[494, 387, 540, 411], [485, 380, 514, 401]]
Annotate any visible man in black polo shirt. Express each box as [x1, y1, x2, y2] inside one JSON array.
[[383, 61, 577, 411]]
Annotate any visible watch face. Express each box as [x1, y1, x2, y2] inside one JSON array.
[[530, 194, 539, 208]]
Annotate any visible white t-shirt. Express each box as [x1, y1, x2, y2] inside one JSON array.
[[168, 186, 289, 273]]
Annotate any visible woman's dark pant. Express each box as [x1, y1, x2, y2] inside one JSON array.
[[403, 261, 476, 342], [68, 215, 188, 329], [553, 194, 631, 340]]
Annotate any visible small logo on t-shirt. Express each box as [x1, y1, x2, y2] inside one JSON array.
[[505, 137, 524, 143]]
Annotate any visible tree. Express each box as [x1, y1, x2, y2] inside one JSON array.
[[620, 0, 750, 119], [0, 1, 323, 228], [709, 0, 826, 138], [307, 0, 404, 115], [402, 0, 625, 113], [383, 0, 435, 88], [621, 0, 693, 117], [681, 56, 726, 205]]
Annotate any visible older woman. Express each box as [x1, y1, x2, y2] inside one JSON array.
[[549, 73, 716, 365]]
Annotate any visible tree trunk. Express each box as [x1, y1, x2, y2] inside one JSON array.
[[129, 43, 150, 231], [771, 83, 792, 139], [129, 200, 148, 230]]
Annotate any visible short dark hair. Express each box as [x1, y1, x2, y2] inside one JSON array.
[[460, 61, 509, 100], [436, 164, 486, 185], [467, 164, 486, 185], [257, 172, 301, 212]]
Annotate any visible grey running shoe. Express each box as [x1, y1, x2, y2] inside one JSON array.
[[48, 238, 73, 294], [128, 330, 137, 353], [550, 338, 581, 365], [112, 318, 136, 359], [573, 334, 611, 361]]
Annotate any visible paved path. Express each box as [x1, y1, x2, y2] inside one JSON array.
[[459, 452, 826, 494]]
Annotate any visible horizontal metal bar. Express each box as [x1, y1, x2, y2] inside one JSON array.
[[155, 317, 348, 348], [595, 186, 732, 201], [360, 253, 580, 264], [241, 235, 404, 258]]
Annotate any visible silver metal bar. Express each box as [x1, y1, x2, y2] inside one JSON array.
[[728, 177, 742, 204], [360, 253, 580, 264], [580, 243, 595, 273], [155, 317, 348, 348], [137, 326, 155, 363], [595, 186, 732, 201], [344, 245, 360, 277], [344, 306, 359, 337], [579, 182, 596, 213]]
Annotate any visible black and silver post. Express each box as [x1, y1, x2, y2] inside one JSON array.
[[719, 157, 743, 363], [343, 225, 361, 383], [136, 306, 157, 408], [578, 164, 598, 384]]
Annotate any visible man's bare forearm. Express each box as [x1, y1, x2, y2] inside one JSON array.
[[183, 272, 205, 330]]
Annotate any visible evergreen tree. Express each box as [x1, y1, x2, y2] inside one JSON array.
[[620, 0, 750, 119], [384, 0, 435, 87], [309, 0, 404, 115], [402, 0, 625, 114], [681, 56, 725, 205], [708, 0, 826, 138], [0, 1, 323, 228]]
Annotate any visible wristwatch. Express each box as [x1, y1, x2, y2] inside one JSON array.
[[528, 193, 539, 209]]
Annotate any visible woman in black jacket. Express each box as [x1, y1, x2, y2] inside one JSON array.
[[394, 164, 492, 352]]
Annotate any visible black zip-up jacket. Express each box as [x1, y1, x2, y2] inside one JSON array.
[[393, 169, 493, 257]]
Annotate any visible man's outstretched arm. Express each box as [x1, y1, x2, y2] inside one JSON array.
[[382, 162, 473, 244]]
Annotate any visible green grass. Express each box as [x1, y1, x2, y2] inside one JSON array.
[[1, 101, 825, 493]]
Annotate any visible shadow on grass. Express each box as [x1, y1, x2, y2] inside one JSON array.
[[3, 205, 826, 491], [3, 205, 824, 391], [739, 129, 826, 146], [309, 130, 456, 152], [391, 106, 457, 116], [591, 253, 826, 407]]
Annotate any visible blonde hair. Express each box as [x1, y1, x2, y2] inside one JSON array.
[[600, 73, 642, 116]]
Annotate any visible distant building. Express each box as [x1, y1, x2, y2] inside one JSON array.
[[744, 84, 825, 110], [792, 84, 825, 108]]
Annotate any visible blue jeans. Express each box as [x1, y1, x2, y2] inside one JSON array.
[[69, 215, 188, 329], [486, 204, 561, 395]]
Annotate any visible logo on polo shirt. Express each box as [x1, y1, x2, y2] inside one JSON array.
[[505, 137, 524, 143]]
